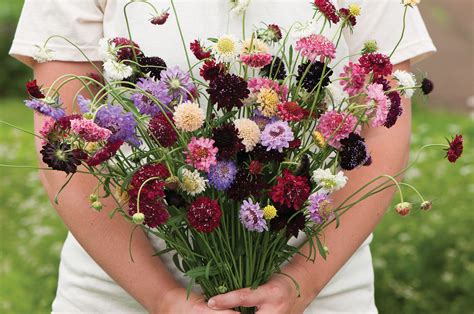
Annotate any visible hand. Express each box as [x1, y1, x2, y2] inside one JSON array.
[[154, 287, 239, 314], [207, 275, 306, 314]]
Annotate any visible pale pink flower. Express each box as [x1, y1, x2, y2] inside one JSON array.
[[316, 110, 360, 149], [247, 77, 288, 100], [39, 117, 55, 144], [70, 118, 112, 142], [366, 83, 391, 127], [240, 53, 273, 68], [295, 34, 336, 62], [339, 62, 366, 96], [184, 137, 218, 172]]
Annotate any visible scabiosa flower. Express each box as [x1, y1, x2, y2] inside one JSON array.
[[373, 77, 391, 91], [296, 34, 336, 62], [32, 45, 53, 63], [95, 104, 140, 146], [208, 160, 237, 191], [234, 118, 261, 152], [256, 88, 280, 117], [358, 53, 393, 78], [208, 73, 250, 111], [261, 120, 294, 152], [316, 110, 359, 149], [270, 206, 305, 238], [185, 137, 218, 172], [128, 163, 170, 228], [384, 91, 403, 128], [312, 169, 348, 194], [251, 110, 273, 130], [339, 61, 365, 96], [150, 9, 170, 25], [173, 101, 204, 132], [39, 118, 55, 144], [26, 80, 45, 98], [393, 70, 417, 98], [213, 34, 239, 62], [131, 78, 172, 116], [187, 197, 222, 233], [139, 56, 167, 80], [263, 205, 277, 220], [227, 169, 267, 201], [257, 24, 283, 44], [421, 78, 434, 95], [70, 118, 112, 142], [250, 144, 285, 163], [297, 61, 333, 92], [277, 101, 307, 122], [260, 56, 287, 81], [190, 40, 212, 60], [160, 66, 194, 102], [338, 8, 357, 27], [270, 169, 311, 210], [212, 123, 244, 159], [240, 53, 273, 68], [180, 168, 207, 196], [86, 140, 124, 167], [40, 142, 84, 174], [111, 37, 143, 61], [248, 160, 263, 175], [313, 0, 340, 24], [229, 0, 251, 15], [200, 60, 225, 82], [307, 192, 333, 224], [240, 198, 268, 232], [25, 98, 65, 120], [366, 83, 391, 128], [76, 95, 91, 113], [395, 202, 412, 216], [339, 133, 370, 170], [445, 134, 463, 163], [148, 112, 178, 147], [103, 59, 133, 81]]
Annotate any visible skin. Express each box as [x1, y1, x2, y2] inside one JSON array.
[[207, 61, 413, 313]]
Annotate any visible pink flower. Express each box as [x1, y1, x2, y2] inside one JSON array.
[[339, 62, 366, 96], [295, 34, 336, 62], [240, 53, 273, 68], [366, 83, 391, 127], [70, 118, 112, 142], [316, 110, 360, 149], [247, 77, 288, 100], [39, 117, 55, 144], [185, 137, 218, 172]]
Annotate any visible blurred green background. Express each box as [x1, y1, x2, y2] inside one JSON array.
[[0, 1, 473, 313]]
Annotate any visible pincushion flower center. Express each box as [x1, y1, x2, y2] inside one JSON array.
[[169, 78, 182, 90], [269, 125, 285, 137], [54, 149, 67, 161], [195, 147, 209, 158], [217, 38, 235, 55]]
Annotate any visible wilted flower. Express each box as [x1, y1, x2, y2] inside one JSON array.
[[420, 200, 432, 211], [445, 134, 463, 163], [190, 40, 212, 60], [395, 202, 412, 216]]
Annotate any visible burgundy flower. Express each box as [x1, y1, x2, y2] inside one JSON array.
[[150, 10, 170, 25], [200, 60, 225, 82], [445, 134, 463, 163], [112, 37, 143, 61], [269, 169, 311, 210], [26, 80, 45, 98], [421, 78, 434, 95], [190, 40, 211, 60], [148, 112, 178, 148], [139, 56, 167, 80], [207, 73, 250, 111], [339, 8, 356, 26], [212, 123, 244, 159], [187, 197, 222, 233], [384, 91, 403, 128], [40, 142, 84, 174], [359, 53, 393, 78], [373, 77, 391, 91], [227, 170, 267, 201], [248, 160, 263, 175], [314, 0, 340, 24], [86, 140, 124, 167]]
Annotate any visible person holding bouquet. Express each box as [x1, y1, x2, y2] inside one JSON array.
[[10, 0, 436, 313]]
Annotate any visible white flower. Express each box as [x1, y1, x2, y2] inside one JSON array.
[[234, 118, 261, 152], [393, 70, 417, 98], [98, 38, 117, 62], [103, 59, 133, 81], [325, 83, 348, 111], [33, 45, 53, 63], [173, 101, 205, 132], [229, 0, 251, 15], [292, 20, 318, 38], [180, 168, 207, 196], [402, 0, 420, 6], [312, 169, 348, 193], [213, 34, 240, 62]]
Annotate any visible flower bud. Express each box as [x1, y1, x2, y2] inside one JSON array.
[[395, 202, 412, 216], [83, 112, 94, 120], [312, 130, 326, 149], [132, 212, 145, 225], [362, 40, 378, 54], [420, 200, 432, 211], [217, 285, 228, 294], [89, 194, 99, 203], [323, 246, 330, 255], [91, 201, 103, 211]]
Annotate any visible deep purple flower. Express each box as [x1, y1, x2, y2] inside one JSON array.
[[239, 198, 268, 232], [261, 120, 294, 152], [25, 98, 65, 120], [160, 66, 194, 102], [95, 104, 140, 146], [40, 142, 84, 174], [139, 56, 167, 80], [339, 133, 370, 170], [421, 78, 434, 95], [384, 91, 403, 128], [208, 160, 237, 191], [131, 78, 172, 116], [207, 73, 250, 111]]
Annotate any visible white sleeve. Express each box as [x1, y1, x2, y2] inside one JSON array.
[[339, 0, 436, 65], [9, 0, 106, 68]]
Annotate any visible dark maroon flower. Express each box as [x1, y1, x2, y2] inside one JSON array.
[[187, 197, 222, 233], [40, 142, 82, 174], [112, 37, 143, 61], [248, 160, 263, 175], [314, 0, 340, 24], [190, 40, 212, 60], [373, 77, 391, 91], [227, 170, 267, 201], [269, 169, 311, 210], [26, 80, 45, 98], [270, 205, 306, 238], [150, 10, 170, 25], [207, 74, 250, 111], [339, 133, 370, 170], [384, 91, 403, 128], [139, 56, 167, 80], [148, 112, 178, 148], [250, 144, 285, 163], [339, 8, 356, 26], [200, 60, 225, 82], [289, 139, 302, 150], [212, 123, 244, 159], [86, 140, 124, 167], [445, 134, 463, 163], [260, 56, 287, 81], [296, 61, 333, 92], [421, 78, 434, 95], [358, 53, 393, 78]]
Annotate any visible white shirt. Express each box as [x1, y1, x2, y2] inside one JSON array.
[[10, 1, 435, 313]]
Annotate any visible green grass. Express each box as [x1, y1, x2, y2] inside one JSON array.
[[0, 98, 472, 313]]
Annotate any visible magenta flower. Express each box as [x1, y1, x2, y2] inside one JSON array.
[[316, 110, 360, 149], [240, 53, 273, 68], [366, 83, 390, 127], [184, 137, 218, 172], [70, 118, 112, 142], [339, 62, 366, 96], [295, 34, 336, 62]]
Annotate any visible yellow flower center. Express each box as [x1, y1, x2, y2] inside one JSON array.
[[348, 4, 361, 16], [312, 131, 326, 148], [257, 88, 279, 117], [217, 38, 236, 55], [182, 176, 199, 192], [263, 205, 277, 220]]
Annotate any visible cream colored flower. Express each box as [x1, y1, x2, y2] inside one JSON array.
[[402, 0, 420, 6], [241, 38, 269, 55], [312, 169, 348, 194], [213, 34, 240, 62], [393, 70, 417, 98], [173, 101, 205, 132], [229, 0, 251, 15], [180, 168, 207, 196], [257, 88, 280, 117], [234, 118, 261, 152], [98, 38, 117, 61], [103, 59, 133, 81], [33, 45, 54, 63]]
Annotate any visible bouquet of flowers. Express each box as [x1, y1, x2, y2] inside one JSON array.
[[9, 0, 464, 312]]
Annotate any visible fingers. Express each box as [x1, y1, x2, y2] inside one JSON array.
[[193, 302, 239, 314], [207, 287, 266, 310]]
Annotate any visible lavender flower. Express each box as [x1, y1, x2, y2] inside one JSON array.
[[307, 192, 333, 224], [160, 66, 194, 102], [252, 109, 274, 131], [131, 78, 172, 116], [25, 98, 65, 120], [260, 120, 294, 152], [77, 95, 91, 113], [208, 160, 237, 191], [95, 104, 140, 146], [239, 198, 268, 232]]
